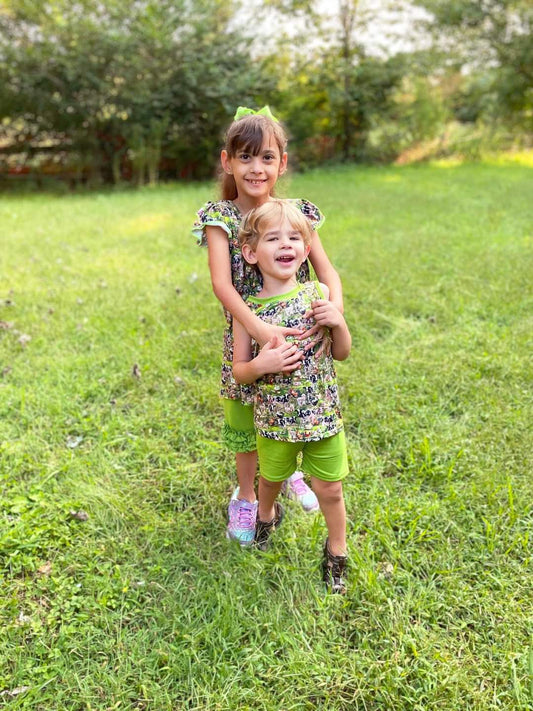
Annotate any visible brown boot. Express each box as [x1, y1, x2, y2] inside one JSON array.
[[322, 538, 348, 594]]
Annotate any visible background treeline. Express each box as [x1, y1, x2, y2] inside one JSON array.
[[0, 0, 531, 187]]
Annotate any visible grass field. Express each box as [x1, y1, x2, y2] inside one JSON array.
[[1, 158, 532, 710]]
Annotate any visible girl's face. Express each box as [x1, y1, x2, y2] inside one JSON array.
[[221, 132, 287, 209]]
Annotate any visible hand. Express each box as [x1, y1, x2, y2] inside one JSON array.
[[255, 321, 304, 348], [306, 300, 344, 329], [256, 335, 303, 376], [300, 299, 343, 358], [299, 322, 331, 358]]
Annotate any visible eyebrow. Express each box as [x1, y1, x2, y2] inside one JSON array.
[[262, 228, 301, 238], [238, 148, 277, 156]]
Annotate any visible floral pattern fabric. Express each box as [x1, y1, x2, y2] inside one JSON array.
[[247, 281, 343, 442], [192, 199, 324, 402]]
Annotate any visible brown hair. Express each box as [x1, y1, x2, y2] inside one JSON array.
[[238, 199, 313, 252], [221, 114, 288, 200]]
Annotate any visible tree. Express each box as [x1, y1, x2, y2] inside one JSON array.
[[0, 0, 265, 183], [411, 0, 533, 129], [259, 0, 405, 162]]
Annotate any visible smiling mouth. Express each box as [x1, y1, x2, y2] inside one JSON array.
[[246, 178, 266, 185], [276, 255, 294, 262]]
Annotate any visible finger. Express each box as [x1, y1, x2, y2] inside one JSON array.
[[303, 335, 322, 352], [311, 304, 330, 317], [299, 324, 320, 340], [313, 313, 332, 326], [282, 362, 301, 375], [315, 338, 332, 359], [314, 341, 327, 358], [281, 326, 305, 336], [282, 348, 304, 363], [278, 342, 300, 356]]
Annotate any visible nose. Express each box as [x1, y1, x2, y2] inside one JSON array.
[[249, 156, 263, 173]]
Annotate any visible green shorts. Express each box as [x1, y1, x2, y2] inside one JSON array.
[[256, 430, 348, 483], [222, 398, 256, 453]]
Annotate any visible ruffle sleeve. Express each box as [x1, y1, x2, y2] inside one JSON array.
[[192, 201, 233, 247], [294, 199, 325, 231]]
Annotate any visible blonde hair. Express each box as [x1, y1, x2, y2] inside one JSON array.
[[221, 114, 288, 201], [239, 199, 313, 252]]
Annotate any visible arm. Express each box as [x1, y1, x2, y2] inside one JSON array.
[[310, 283, 351, 361], [207, 226, 303, 346], [307, 231, 344, 313], [299, 229, 344, 355], [233, 319, 303, 385]]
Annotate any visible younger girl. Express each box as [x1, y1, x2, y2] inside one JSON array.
[[192, 106, 343, 546]]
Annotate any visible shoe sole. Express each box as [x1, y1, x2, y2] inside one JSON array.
[[283, 491, 320, 512], [226, 530, 254, 547]]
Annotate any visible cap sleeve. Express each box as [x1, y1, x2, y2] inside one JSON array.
[[192, 201, 233, 247], [295, 199, 325, 231], [302, 280, 325, 301]]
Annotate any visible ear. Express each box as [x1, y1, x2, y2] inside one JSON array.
[[278, 151, 288, 176], [304, 243, 311, 259], [221, 150, 232, 174], [241, 243, 258, 265]]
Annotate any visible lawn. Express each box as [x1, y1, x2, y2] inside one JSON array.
[[1, 158, 532, 710]]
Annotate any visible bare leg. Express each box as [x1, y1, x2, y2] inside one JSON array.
[[310, 478, 346, 555], [236, 451, 258, 502], [257, 476, 283, 522]]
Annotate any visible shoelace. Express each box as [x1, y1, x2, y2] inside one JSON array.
[[290, 477, 310, 497], [236, 503, 255, 529]]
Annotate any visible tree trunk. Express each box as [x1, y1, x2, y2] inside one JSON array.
[[340, 0, 357, 161]]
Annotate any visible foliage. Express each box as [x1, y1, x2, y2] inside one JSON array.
[[1, 0, 532, 182], [413, 0, 533, 130], [261, 45, 405, 167], [1, 162, 533, 707], [0, 0, 266, 182], [364, 74, 451, 163]]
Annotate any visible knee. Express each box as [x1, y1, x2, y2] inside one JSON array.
[[314, 480, 343, 506], [260, 477, 282, 494]]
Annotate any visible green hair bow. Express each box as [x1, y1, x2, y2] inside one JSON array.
[[234, 105, 279, 122]]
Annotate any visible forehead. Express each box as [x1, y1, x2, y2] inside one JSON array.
[[234, 128, 281, 157], [260, 134, 280, 153], [261, 214, 303, 234]]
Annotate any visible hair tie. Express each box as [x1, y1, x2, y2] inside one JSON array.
[[234, 105, 279, 122]]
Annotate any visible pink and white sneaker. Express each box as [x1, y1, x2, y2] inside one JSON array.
[[282, 471, 320, 512], [226, 487, 258, 546]]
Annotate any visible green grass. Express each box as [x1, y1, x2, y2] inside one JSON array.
[[1, 159, 532, 710]]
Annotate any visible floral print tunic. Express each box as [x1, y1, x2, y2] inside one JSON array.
[[247, 281, 343, 442], [192, 199, 324, 402]]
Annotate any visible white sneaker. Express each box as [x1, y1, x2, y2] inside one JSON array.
[[282, 471, 319, 512]]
